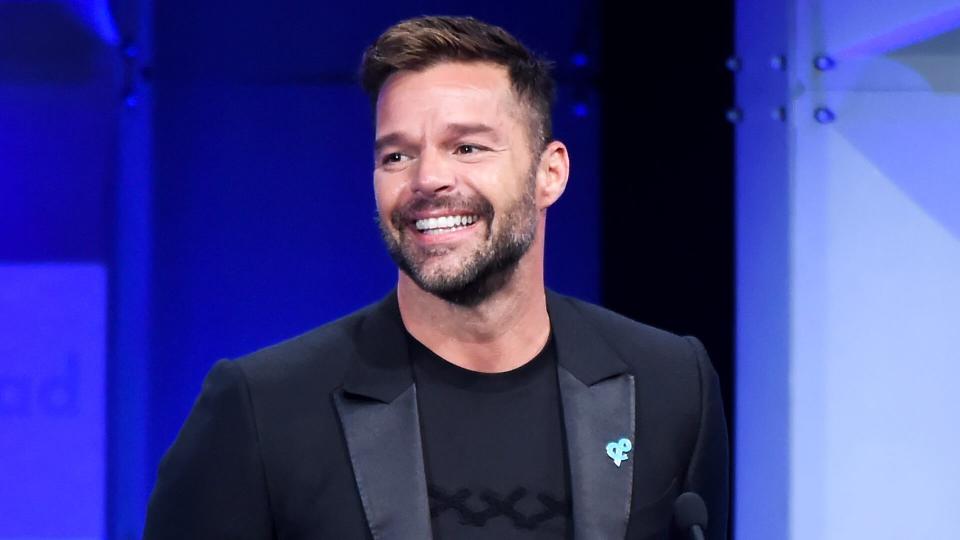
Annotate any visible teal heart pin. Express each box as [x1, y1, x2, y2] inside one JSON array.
[[606, 438, 632, 467]]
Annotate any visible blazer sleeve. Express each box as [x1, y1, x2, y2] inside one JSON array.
[[143, 359, 274, 539], [682, 336, 730, 540]]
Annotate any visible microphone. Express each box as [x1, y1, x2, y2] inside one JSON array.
[[673, 491, 708, 540]]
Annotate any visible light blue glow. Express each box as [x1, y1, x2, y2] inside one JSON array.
[[836, 5, 960, 59], [790, 121, 960, 539], [67, 0, 120, 45], [737, 0, 960, 536]]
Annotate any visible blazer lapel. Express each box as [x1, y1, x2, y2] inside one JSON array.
[[548, 291, 636, 540], [334, 292, 433, 540], [334, 290, 637, 539]]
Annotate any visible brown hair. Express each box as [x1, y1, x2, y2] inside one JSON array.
[[360, 15, 555, 152]]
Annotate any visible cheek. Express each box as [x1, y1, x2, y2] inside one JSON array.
[[481, 164, 528, 204], [373, 175, 402, 210], [459, 161, 508, 192]]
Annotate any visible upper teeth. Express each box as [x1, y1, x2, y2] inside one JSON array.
[[415, 215, 477, 231]]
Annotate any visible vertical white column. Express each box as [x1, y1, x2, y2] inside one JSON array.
[[789, 1, 960, 538], [734, 0, 792, 538]]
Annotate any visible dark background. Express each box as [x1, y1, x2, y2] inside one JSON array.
[[599, 0, 736, 470], [600, 2, 736, 534]]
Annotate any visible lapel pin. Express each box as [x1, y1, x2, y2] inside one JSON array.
[[606, 438, 632, 467]]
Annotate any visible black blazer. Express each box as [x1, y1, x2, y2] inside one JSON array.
[[144, 290, 728, 539]]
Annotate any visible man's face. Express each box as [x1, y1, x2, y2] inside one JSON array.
[[373, 61, 541, 305]]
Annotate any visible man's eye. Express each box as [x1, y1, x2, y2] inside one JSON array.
[[454, 144, 482, 155], [382, 152, 406, 165]]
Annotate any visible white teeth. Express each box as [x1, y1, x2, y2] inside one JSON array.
[[414, 214, 478, 232]]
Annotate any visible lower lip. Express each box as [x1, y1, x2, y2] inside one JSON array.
[[410, 221, 482, 245]]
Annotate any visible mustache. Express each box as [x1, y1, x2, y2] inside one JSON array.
[[391, 195, 495, 228]]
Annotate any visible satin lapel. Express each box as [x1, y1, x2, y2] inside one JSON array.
[[335, 292, 431, 539], [559, 368, 636, 540], [547, 290, 636, 539], [334, 385, 433, 540]]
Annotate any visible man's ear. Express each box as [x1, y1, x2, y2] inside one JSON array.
[[535, 140, 570, 209]]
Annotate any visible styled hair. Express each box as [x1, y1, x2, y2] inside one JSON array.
[[359, 15, 555, 152]]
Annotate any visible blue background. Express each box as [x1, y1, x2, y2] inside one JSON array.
[[1, 1, 601, 538]]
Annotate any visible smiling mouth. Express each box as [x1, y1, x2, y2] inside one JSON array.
[[413, 214, 479, 235]]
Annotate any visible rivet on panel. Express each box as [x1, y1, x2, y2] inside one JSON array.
[[814, 107, 836, 124]]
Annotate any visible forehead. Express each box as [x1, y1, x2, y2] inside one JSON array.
[[375, 62, 523, 135]]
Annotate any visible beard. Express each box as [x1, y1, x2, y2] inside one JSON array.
[[378, 172, 538, 307]]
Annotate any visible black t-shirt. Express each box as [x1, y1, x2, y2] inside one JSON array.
[[409, 332, 571, 539]]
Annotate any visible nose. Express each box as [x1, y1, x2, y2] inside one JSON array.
[[410, 147, 454, 196]]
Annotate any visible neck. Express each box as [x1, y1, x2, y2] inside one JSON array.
[[397, 244, 550, 373]]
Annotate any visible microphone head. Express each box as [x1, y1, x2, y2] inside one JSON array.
[[673, 491, 709, 531]]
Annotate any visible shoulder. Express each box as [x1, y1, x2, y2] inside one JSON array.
[[550, 292, 724, 474], [225, 300, 379, 395], [551, 292, 707, 371]]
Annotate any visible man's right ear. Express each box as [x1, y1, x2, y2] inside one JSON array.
[[535, 140, 570, 210]]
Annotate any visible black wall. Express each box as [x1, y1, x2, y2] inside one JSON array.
[[600, 3, 736, 530]]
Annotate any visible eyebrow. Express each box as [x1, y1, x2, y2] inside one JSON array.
[[374, 123, 501, 154], [374, 132, 412, 154]]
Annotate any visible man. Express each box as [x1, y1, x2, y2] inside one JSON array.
[[144, 15, 728, 540]]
